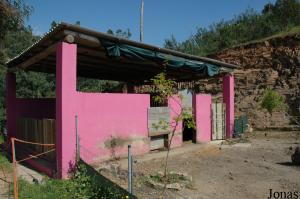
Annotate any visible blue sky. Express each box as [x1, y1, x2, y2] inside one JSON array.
[[25, 0, 275, 47]]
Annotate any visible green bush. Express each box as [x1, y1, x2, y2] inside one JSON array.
[[261, 90, 285, 114], [18, 178, 74, 199], [0, 134, 12, 171], [18, 162, 132, 199]]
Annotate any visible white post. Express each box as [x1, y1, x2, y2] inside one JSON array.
[[140, 0, 144, 43]]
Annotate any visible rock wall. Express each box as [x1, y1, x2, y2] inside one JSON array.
[[205, 34, 300, 128]]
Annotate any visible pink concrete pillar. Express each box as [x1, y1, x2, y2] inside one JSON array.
[[6, 72, 16, 138], [168, 96, 182, 148], [223, 74, 234, 139], [193, 94, 212, 142], [56, 42, 77, 178]]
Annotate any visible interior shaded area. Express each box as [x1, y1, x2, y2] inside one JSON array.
[[182, 119, 196, 143], [15, 71, 56, 98], [77, 77, 126, 93]]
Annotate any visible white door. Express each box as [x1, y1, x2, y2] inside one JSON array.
[[212, 102, 226, 140]]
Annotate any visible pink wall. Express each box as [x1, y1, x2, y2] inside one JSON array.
[[168, 96, 182, 148], [6, 74, 56, 177], [77, 92, 150, 163], [56, 42, 77, 178], [6, 72, 16, 138], [193, 94, 212, 142], [55, 42, 151, 178], [6, 73, 55, 137], [223, 75, 234, 139]]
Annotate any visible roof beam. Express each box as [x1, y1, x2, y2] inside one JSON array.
[[64, 30, 102, 48], [13, 43, 57, 70], [63, 23, 239, 69]]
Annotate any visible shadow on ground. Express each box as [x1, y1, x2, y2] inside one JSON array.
[[80, 159, 137, 199], [276, 162, 300, 167]]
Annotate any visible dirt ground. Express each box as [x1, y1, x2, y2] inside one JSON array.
[[1, 131, 299, 199], [98, 131, 300, 199], [0, 168, 11, 198]]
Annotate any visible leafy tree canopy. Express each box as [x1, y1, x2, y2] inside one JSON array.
[[0, 0, 32, 41], [106, 28, 132, 39]]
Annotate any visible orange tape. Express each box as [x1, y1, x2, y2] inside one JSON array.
[[14, 138, 55, 146], [17, 148, 55, 163]]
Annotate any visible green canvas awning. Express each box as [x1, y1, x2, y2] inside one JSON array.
[[101, 40, 226, 77]]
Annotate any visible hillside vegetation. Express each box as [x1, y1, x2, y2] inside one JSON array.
[[164, 0, 300, 56]]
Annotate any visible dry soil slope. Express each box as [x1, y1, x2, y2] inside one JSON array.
[[207, 27, 300, 129]]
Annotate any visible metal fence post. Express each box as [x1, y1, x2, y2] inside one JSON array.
[[241, 117, 244, 134], [128, 145, 132, 194], [75, 115, 80, 162], [11, 138, 18, 199], [131, 153, 133, 195]]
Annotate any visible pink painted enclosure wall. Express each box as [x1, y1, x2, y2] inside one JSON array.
[[56, 42, 77, 178], [5, 74, 56, 177], [168, 96, 182, 148], [8, 42, 233, 179], [54, 43, 149, 177], [193, 94, 212, 142], [77, 92, 150, 163], [6, 72, 17, 137], [223, 75, 234, 138], [6, 72, 55, 138]]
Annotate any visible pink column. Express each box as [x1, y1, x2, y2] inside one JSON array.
[[168, 96, 182, 148], [223, 74, 234, 139], [6, 72, 16, 138], [56, 42, 77, 178], [193, 94, 212, 142]]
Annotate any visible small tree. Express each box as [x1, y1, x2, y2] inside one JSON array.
[[261, 90, 284, 115], [151, 72, 195, 193]]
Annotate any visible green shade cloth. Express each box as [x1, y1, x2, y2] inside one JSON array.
[[101, 40, 224, 77]]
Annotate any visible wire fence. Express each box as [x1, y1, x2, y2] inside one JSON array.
[[0, 136, 55, 199], [0, 133, 137, 199]]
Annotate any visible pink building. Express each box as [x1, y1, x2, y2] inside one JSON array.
[[5, 23, 236, 178]]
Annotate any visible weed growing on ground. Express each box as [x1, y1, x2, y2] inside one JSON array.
[[18, 163, 133, 199], [142, 172, 194, 190], [0, 134, 12, 171]]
